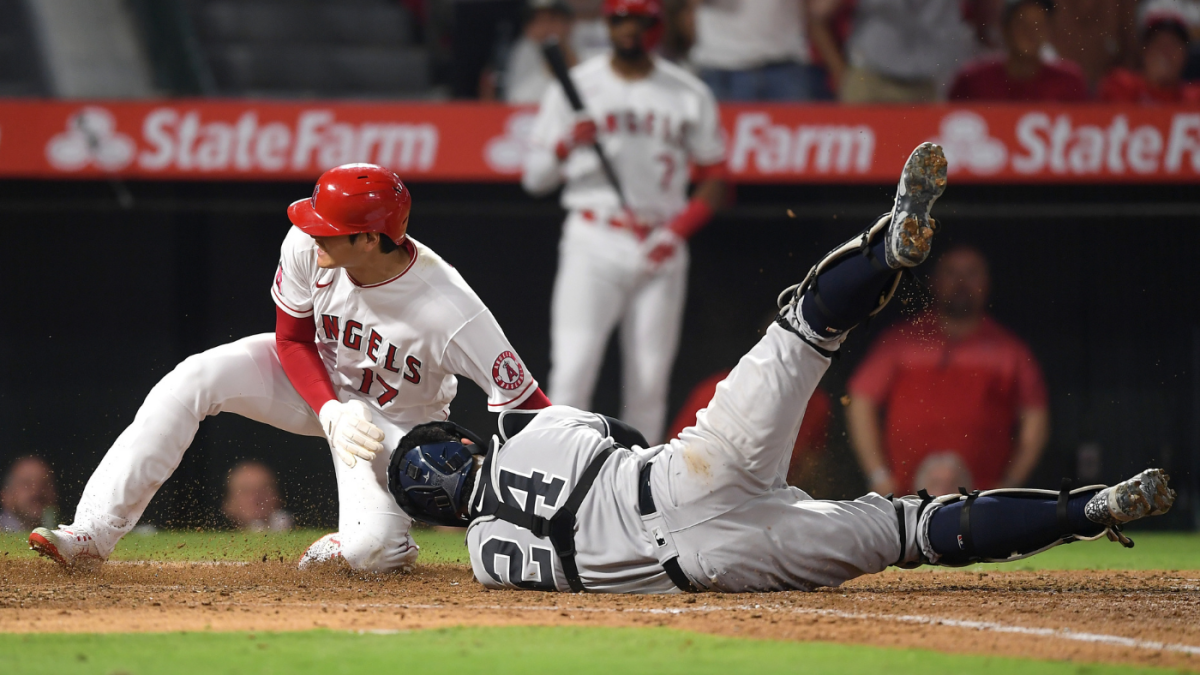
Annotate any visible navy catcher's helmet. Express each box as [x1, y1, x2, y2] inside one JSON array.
[[387, 421, 489, 528]]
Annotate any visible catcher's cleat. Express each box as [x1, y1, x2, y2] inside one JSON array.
[[1085, 468, 1175, 528], [28, 526, 102, 567], [776, 142, 948, 344], [885, 142, 947, 269], [298, 532, 344, 570]]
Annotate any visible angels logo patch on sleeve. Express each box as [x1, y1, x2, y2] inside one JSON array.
[[492, 351, 525, 391], [274, 263, 284, 291]]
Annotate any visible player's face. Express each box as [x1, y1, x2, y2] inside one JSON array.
[[932, 249, 990, 319], [1005, 4, 1048, 60], [311, 234, 372, 269], [608, 15, 649, 59], [1143, 29, 1187, 87]]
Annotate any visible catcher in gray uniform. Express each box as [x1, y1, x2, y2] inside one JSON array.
[[387, 143, 1176, 593]]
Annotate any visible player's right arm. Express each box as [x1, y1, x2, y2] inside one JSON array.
[[271, 228, 383, 467], [521, 83, 580, 196]]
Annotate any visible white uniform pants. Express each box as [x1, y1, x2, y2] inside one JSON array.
[[72, 333, 417, 572], [548, 213, 688, 445], [649, 321, 928, 592]]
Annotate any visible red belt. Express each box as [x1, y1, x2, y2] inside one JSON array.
[[580, 209, 654, 240]]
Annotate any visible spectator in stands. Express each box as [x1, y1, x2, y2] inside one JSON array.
[[950, 0, 1088, 102], [569, 0, 612, 62], [846, 245, 1050, 496], [1099, 4, 1200, 103], [691, 0, 822, 101], [807, 0, 856, 99], [504, 0, 577, 103], [658, 0, 698, 68], [1050, 0, 1139, 91], [912, 452, 975, 495], [1, 456, 57, 533], [452, 0, 524, 99], [222, 461, 293, 532], [834, 0, 976, 103]]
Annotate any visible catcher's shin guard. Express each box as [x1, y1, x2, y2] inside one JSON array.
[[776, 143, 947, 350], [915, 469, 1176, 567]]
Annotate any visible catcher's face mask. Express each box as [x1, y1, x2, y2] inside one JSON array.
[[387, 423, 488, 527]]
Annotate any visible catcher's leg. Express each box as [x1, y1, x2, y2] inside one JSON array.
[[69, 334, 322, 558], [913, 469, 1176, 566], [777, 142, 948, 346]]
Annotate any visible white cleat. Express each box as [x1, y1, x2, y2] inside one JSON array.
[[885, 142, 948, 269], [1085, 468, 1175, 528], [298, 533, 345, 570], [28, 526, 102, 567]]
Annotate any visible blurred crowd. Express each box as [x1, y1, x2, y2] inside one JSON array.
[[1, 456, 291, 533], [451, 0, 1200, 104]]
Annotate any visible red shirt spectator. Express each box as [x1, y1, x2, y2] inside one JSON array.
[[668, 371, 832, 486], [950, 0, 1088, 103], [846, 245, 1049, 496], [1099, 10, 1200, 104], [1099, 67, 1200, 103], [950, 56, 1089, 101], [848, 314, 1047, 492]]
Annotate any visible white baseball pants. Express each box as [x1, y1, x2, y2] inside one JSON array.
[[649, 319, 930, 592], [547, 212, 689, 445], [71, 333, 418, 572]]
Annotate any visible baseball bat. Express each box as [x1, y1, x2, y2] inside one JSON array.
[[541, 38, 630, 210]]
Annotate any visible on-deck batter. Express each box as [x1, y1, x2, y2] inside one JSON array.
[[523, 0, 726, 444], [29, 164, 549, 572], [390, 143, 1175, 593]]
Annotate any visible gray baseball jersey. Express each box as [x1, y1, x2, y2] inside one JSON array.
[[464, 323, 930, 594], [465, 406, 677, 593]]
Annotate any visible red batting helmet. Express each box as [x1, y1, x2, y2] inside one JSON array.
[[603, 0, 664, 49], [602, 0, 662, 19], [288, 163, 412, 245]]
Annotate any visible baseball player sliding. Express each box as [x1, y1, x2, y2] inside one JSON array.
[[390, 143, 1175, 593], [523, 0, 726, 445], [29, 164, 549, 572]]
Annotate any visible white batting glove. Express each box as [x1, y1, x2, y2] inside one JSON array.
[[319, 400, 385, 468]]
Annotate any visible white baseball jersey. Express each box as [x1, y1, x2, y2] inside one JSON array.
[[523, 53, 726, 224], [466, 405, 677, 594], [271, 227, 540, 426]]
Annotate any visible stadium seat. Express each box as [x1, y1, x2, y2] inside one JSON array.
[[184, 0, 428, 98]]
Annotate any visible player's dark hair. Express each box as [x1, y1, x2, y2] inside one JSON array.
[[396, 422, 466, 454], [347, 232, 402, 254]]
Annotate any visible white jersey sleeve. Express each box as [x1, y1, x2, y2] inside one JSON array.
[[521, 83, 572, 197], [443, 310, 540, 411], [271, 227, 318, 318], [688, 85, 726, 167]]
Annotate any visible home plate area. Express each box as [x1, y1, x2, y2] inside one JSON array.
[[1, 559, 1197, 671]]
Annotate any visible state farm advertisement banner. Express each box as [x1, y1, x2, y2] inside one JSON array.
[[0, 100, 1197, 183]]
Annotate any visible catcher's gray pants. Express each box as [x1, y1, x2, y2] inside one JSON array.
[[648, 321, 926, 592]]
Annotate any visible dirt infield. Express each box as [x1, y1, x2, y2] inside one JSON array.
[[2, 559, 1197, 670]]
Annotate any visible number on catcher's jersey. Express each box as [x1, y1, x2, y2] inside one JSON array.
[[479, 537, 556, 591], [497, 468, 566, 514]]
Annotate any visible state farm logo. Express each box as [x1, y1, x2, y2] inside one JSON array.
[[484, 110, 537, 173], [46, 107, 136, 171], [45, 107, 440, 174], [729, 112, 874, 175], [1011, 112, 1200, 175], [929, 111, 1006, 175]]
